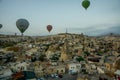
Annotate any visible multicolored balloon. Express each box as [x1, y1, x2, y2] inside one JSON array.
[[16, 19, 29, 34], [47, 25, 52, 32], [0, 24, 2, 29], [82, 0, 90, 10]]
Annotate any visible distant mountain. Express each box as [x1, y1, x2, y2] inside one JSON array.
[[92, 26, 120, 37], [98, 32, 120, 37]]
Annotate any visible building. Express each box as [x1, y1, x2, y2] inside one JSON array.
[[67, 63, 81, 74]]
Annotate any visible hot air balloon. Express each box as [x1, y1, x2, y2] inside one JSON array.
[[47, 25, 52, 32], [16, 19, 29, 36], [82, 0, 90, 10], [0, 24, 2, 29]]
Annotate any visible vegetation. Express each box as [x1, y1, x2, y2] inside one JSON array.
[[0, 41, 17, 48], [7, 46, 20, 52], [50, 54, 59, 61], [76, 56, 84, 62], [39, 54, 46, 61], [96, 51, 103, 55], [84, 51, 90, 56]]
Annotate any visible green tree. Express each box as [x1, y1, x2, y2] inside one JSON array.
[[76, 56, 84, 62], [39, 54, 46, 61], [84, 51, 90, 56], [50, 54, 59, 61]]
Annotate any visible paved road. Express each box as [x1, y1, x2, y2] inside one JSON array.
[[44, 74, 77, 80]]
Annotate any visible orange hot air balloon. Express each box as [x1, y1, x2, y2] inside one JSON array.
[[47, 25, 52, 32]]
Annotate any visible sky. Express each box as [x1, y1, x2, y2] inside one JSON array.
[[0, 0, 120, 36]]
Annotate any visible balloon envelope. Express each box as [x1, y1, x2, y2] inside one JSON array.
[[16, 19, 29, 33], [82, 0, 90, 10], [0, 24, 2, 29], [47, 25, 52, 32]]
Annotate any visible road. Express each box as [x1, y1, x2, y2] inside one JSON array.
[[44, 74, 77, 80]]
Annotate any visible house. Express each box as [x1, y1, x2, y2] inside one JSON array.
[[11, 61, 30, 73], [0, 68, 13, 79], [44, 64, 65, 75], [45, 51, 54, 59], [80, 61, 87, 73], [105, 62, 113, 71], [104, 57, 115, 72], [55, 65, 66, 74], [97, 66, 105, 74], [33, 61, 44, 77], [114, 70, 120, 75], [114, 70, 120, 80], [67, 63, 81, 74], [87, 64, 98, 74]]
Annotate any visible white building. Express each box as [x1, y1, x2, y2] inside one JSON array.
[[0, 69, 13, 79], [67, 63, 81, 74], [11, 62, 30, 72]]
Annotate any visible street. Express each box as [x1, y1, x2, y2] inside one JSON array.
[[44, 74, 77, 80]]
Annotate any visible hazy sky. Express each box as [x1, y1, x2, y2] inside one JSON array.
[[0, 0, 120, 36]]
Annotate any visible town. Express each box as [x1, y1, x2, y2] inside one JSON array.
[[0, 33, 120, 80]]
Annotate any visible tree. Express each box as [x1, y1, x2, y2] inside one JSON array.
[[76, 56, 84, 62], [39, 54, 46, 61], [96, 51, 103, 55], [84, 51, 90, 56], [50, 54, 59, 61]]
